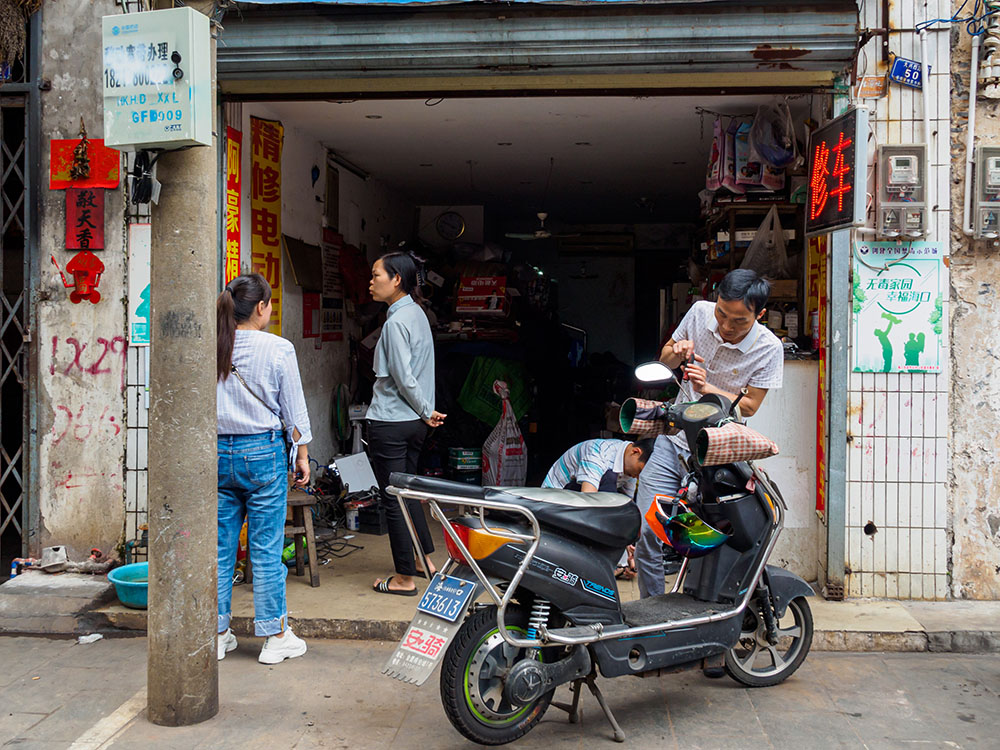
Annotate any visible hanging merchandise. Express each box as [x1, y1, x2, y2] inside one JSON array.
[[705, 117, 723, 191], [735, 121, 762, 187], [721, 119, 744, 194], [760, 162, 787, 192], [749, 102, 798, 168], [740, 205, 791, 279], [481, 381, 527, 487]]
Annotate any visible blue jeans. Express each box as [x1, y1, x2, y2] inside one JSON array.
[[217, 432, 288, 636], [634, 435, 689, 599]]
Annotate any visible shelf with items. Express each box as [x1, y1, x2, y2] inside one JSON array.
[[700, 202, 805, 270], [694, 201, 807, 334]]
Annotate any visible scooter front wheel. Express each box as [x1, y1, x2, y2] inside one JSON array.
[[439, 604, 553, 745], [725, 595, 813, 687]]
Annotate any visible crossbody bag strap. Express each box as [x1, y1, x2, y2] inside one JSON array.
[[231, 364, 287, 430]]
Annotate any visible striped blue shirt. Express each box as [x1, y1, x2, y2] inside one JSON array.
[[367, 295, 436, 422], [542, 439, 636, 496], [217, 329, 312, 460]]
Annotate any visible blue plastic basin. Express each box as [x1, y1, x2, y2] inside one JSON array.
[[107, 562, 148, 609]]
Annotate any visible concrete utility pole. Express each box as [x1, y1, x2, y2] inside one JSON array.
[[146, 1, 219, 726]]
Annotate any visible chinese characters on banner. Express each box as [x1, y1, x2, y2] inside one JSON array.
[[806, 236, 828, 514], [224, 127, 242, 284], [805, 107, 867, 236], [320, 227, 345, 341], [65, 188, 104, 250], [852, 242, 946, 373], [250, 117, 282, 335]]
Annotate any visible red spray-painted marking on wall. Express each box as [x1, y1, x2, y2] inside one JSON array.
[[51, 404, 121, 446], [49, 335, 127, 390]]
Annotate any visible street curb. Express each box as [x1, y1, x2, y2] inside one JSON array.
[[69, 609, 1000, 653]]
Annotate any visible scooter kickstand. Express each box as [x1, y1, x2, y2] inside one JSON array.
[[551, 678, 584, 723], [584, 675, 626, 743]]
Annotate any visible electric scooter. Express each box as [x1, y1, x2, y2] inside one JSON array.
[[382, 361, 814, 745]]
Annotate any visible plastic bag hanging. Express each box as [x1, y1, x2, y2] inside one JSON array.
[[482, 380, 527, 487], [740, 204, 792, 279], [749, 101, 798, 168]]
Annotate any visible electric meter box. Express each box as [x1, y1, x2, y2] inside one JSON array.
[[101, 7, 211, 151], [974, 146, 1000, 239], [876, 144, 928, 239]]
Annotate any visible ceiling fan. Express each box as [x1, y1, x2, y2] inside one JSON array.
[[505, 212, 579, 241]]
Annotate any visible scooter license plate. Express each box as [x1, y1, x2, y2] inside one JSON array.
[[382, 574, 479, 686], [416, 573, 477, 622]]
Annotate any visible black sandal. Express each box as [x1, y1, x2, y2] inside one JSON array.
[[372, 576, 418, 596]]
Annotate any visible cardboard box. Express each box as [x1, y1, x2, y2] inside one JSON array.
[[769, 279, 799, 299]]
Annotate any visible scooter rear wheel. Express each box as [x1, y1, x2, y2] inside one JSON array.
[[725, 595, 813, 687], [440, 604, 553, 745]]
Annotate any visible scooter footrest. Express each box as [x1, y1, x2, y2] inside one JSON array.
[[621, 593, 735, 628]]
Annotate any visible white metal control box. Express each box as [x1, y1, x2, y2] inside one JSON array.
[[974, 146, 1000, 239], [876, 144, 928, 239], [102, 8, 211, 150]]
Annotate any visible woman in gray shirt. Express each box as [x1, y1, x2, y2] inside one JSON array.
[[368, 251, 446, 596]]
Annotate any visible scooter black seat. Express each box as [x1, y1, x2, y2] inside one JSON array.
[[387, 472, 487, 500], [485, 487, 640, 549]]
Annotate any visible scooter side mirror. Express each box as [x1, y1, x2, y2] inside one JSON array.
[[634, 361, 675, 383]]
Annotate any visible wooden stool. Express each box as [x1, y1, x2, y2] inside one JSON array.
[[245, 493, 320, 588], [286, 493, 320, 587]]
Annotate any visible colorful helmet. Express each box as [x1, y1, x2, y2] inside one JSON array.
[[644, 501, 729, 558]]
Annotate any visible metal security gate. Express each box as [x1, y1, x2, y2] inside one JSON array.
[[0, 13, 39, 566]]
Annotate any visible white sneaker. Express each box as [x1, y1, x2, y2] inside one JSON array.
[[258, 627, 307, 664], [217, 629, 237, 660]]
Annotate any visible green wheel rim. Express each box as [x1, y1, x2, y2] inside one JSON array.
[[462, 625, 537, 726]]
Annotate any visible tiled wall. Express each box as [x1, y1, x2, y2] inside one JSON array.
[[846, 0, 951, 598], [124, 169, 150, 561]]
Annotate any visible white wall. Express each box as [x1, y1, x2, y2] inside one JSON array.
[[751, 360, 821, 582]]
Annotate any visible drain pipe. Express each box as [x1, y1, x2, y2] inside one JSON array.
[[920, 29, 935, 238], [963, 34, 982, 235]]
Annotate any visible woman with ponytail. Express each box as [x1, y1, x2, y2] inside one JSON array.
[[368, 251, 447, 596], [215, 273, 312, 664]]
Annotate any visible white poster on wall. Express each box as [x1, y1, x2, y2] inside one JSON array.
[[128, 223, 152, 346], [851, 241, 946, 373]]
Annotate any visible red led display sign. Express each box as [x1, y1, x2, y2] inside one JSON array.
[[806, 107, 869, 236]]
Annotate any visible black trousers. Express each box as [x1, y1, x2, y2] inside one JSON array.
[[367, 419, 434, 577]]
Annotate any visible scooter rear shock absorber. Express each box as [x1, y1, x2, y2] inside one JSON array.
[[526, 598, 551, 657]]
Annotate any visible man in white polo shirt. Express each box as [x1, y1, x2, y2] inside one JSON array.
[[634, 269, 784, 599]]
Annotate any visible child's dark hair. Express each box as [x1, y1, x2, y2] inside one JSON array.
[[717, 269, 770, 315], [634, 437, 657, 465], [216, 273, 271, 382]]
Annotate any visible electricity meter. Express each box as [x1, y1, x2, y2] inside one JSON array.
[[876, 144, 927, 239], [974, 146, 1000, 239], [102, 7, 211, 150]]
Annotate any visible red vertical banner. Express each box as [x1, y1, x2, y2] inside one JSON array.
[[808, 235, 829, 514], [250, 117, 282, 335], [65, 188, 104, 250], [224, 127, 242, 284]]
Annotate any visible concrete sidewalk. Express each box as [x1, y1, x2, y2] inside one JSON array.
[[3, 516, 998, 651], [1, 637, 998, 750]]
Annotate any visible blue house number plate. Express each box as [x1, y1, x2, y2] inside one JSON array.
[[889, 57, 929, 89]]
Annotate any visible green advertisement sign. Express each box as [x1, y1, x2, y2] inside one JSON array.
[[851, 241, 945, 374]]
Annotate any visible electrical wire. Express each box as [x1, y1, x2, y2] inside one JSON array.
[[129, 150, 160, 205], [853, 240, 913, 273]]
